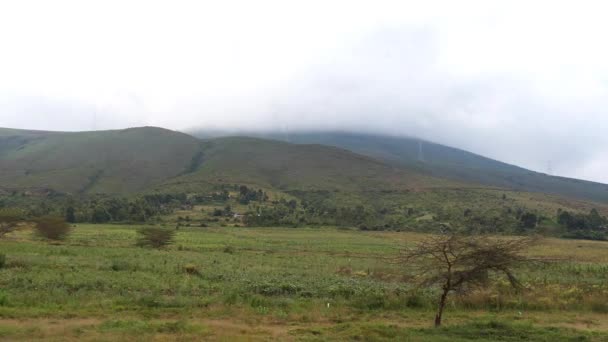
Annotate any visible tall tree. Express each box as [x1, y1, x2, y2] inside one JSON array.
[[65, 206, 76, 223], [400, 234, 535, 327]]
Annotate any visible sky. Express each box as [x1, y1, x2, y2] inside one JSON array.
[[0, 0, 607, 183]]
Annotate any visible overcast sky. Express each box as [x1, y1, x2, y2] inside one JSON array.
[[0, 1, 607, 183]]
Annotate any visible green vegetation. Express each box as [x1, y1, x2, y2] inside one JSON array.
[[0, 208, 22, 237], [400, 234, 534, 327], [136, 227, 176, 249], [0, 127, 202, 194], [558, 209, 608, 240], [34, 216, 71, 241], [214, 131, 608, 203], [1, 225, 608, 340], [3, 126, 608, 340], [2, 185, 607, 240]]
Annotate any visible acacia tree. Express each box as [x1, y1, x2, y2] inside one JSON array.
[[136, 227, 176, 249], [400, 234, 535, 327]]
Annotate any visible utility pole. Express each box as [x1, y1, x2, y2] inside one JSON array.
[[284, 124, 290, 143], [418, 140, 424, 162]]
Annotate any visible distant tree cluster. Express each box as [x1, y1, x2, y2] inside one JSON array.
[[68, 196, 169, 223], [238, 185, 268, 205], [243, 200, 389, 228], [213, 205, 233, 217], [192, 191, 226, 203], [558, 209, 607, 240]]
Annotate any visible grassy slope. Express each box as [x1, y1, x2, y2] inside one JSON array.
[[2, 126, 607, 218], [0, 127, 203, 194], [195, 131, 608, 204], [157, 137, 454, 193], [0, 128, 453, 195]]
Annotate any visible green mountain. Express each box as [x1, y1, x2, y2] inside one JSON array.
[[2, 126, 608, 207], [157, 136, 449, 193], [0, 127, 203, 194], [0, 127, 448, 195], [193, 131, 608, 204]]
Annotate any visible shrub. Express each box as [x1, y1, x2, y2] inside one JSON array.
[[223, 245, 236, 254], [35, 216, 71, 241], [110, 259, 133, 272], [405, 292, 426, 308], [136, 227, 176, 249], [0, 253, 5, 269], [0, 208, 24, 237], [0, 291, 7, 306], [183, 264, 200, 275]]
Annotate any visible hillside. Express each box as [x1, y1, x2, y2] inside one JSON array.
[[0, 127, 203, 194], [193, 131, 608, 204], [157, 136, 450, 193], [0, 127, 449, 195], [3, 126, 608, 233]]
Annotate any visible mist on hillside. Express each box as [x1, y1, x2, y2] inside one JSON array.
[[1, 2, 607, 183]]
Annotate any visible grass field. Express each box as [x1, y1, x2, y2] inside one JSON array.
[[1, 225, 608, 341]]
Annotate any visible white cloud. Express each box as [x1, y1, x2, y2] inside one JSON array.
[[0, 0, 607, 182]]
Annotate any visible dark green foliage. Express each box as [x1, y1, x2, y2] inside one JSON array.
[[110, 259, 136, 272], [35, 216, 71, 241], [558, 209, 608, 240], [65, 206, 76, 223], [519, 212, 538, 230], [193, 190, 229, 203], [0, 253, 5, 269], [185, 149, 204, 174], [223, 245, 236, 254], [2, 193, 192, 224], [0, 208, 23, 237], [136, 227, 176, 249], [238, 185, 267, 204], [182, 264, 200, 275]]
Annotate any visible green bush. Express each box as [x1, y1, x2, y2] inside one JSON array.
[[35, 216, 71, 241], [182, 263, 200, 276], [405, 292, 426, 308], [0, 253, 5, 269], [110, 259, 134, 272], [0, 291, 7, 306], [0, 208, 23, 237], [136, 227, 176, 249]]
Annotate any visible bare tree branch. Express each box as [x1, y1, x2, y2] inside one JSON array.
[[398, 233, 536, 327]]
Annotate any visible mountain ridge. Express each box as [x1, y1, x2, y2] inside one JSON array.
[[191, 130, 608, 203], [1, 126, 607, 205]]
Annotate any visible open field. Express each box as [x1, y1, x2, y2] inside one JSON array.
[[1, 225, 608, 341]]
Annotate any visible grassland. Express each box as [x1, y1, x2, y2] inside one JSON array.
[[1, 225, 608, 341], [0, 127, 202, 194], [194, 131, 608, 204]]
